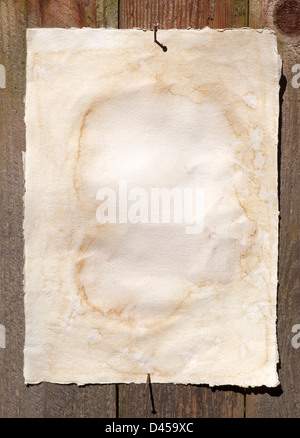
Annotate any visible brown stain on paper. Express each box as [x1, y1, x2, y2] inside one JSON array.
[[72, 32, 276, 332], [24, 29, 279, 384]]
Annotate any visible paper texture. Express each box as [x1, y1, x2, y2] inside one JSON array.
[[24, 28, 280, 387]]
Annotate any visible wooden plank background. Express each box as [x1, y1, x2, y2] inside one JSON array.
[[0, 0, 299, 418]]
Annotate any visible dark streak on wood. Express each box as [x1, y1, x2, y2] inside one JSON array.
[[273, 0, 300, 36]]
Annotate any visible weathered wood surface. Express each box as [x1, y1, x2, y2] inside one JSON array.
[[119, 0, 249, 29], [0, 0, 117, 418], [119, 383, 245, 418], [246, 0, 300, 418], [0, 0, 299, 418]]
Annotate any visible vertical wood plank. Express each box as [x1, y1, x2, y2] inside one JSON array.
[[0, 0, 118, 418], [119, 384, 244, 418], [248, 0, 263, 28], [118, 0, 248, 418], [120, 0, 249, 29], [247, 0, 300, 418], [26, 0, 118, 28]]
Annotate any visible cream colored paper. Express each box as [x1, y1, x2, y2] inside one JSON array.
[[24, 28, 280, 387]]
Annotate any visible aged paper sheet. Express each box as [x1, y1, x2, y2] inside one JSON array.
[[24, 28, 280, 386]]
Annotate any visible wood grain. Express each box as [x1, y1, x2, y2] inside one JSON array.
[[0, 0, 117, 418], [246, 0, 300, 418], [26, 0, 118, 28], [120, 0, 249, 29], [119, 383, 245, 418]]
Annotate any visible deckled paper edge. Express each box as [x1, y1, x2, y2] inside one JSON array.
[[23, 27, 281, 388]]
